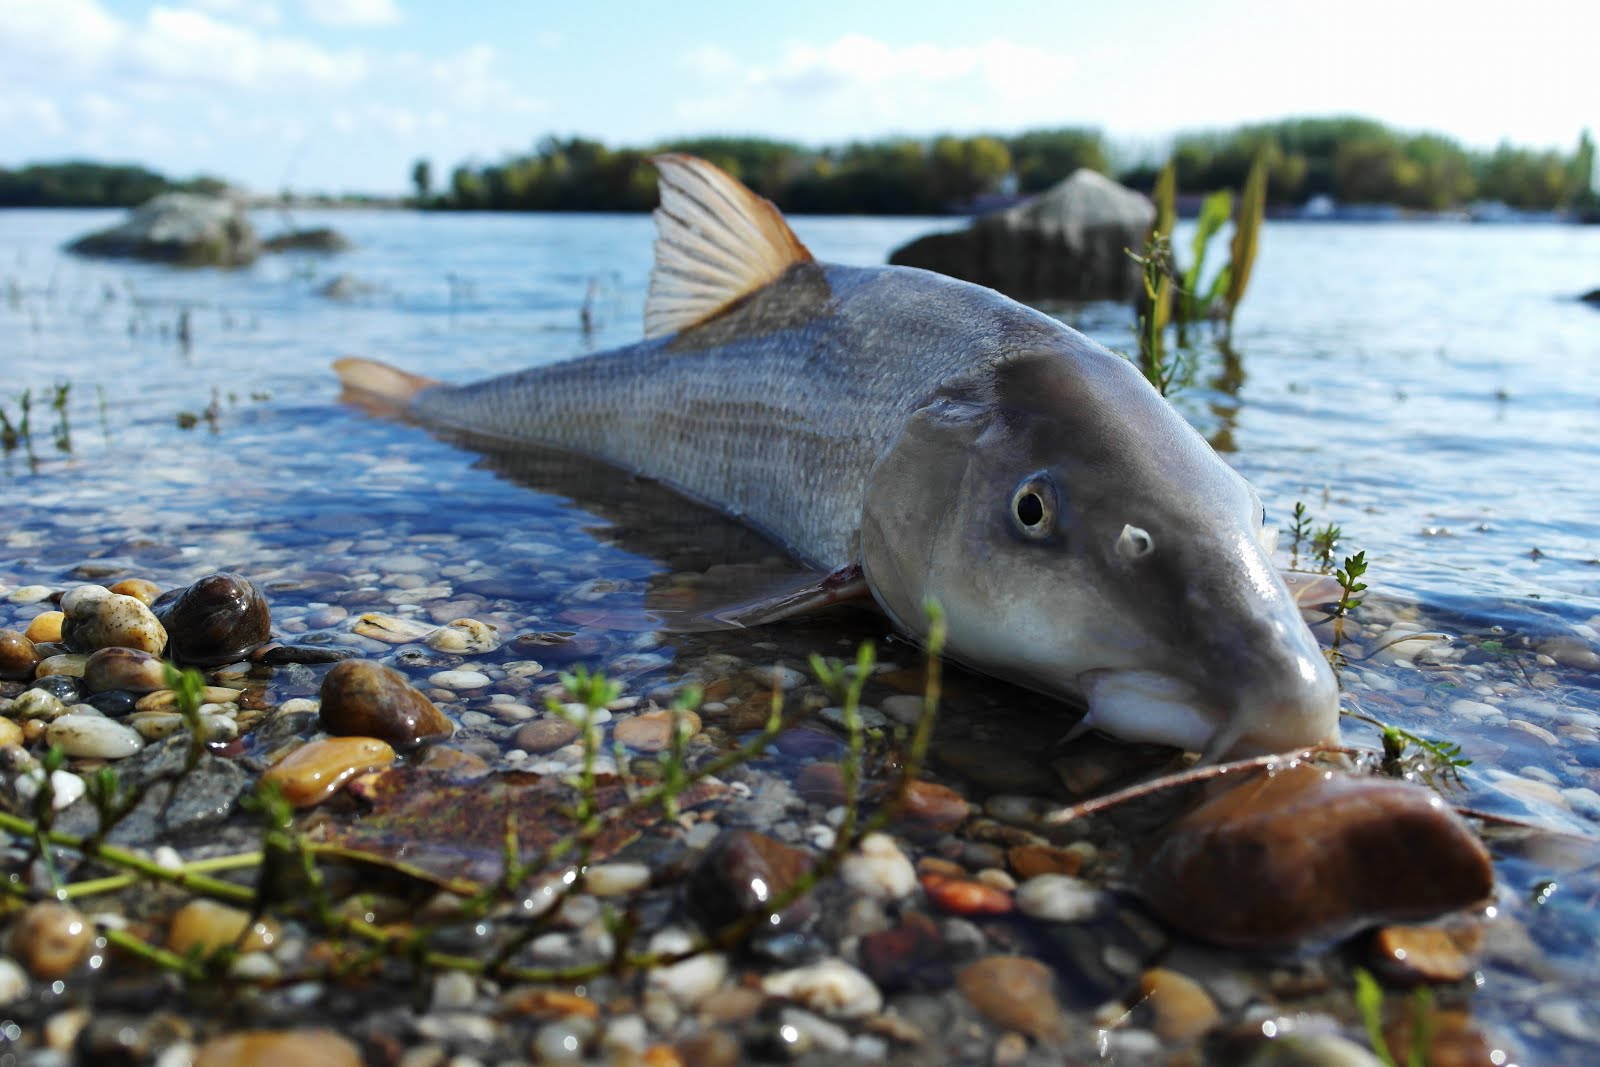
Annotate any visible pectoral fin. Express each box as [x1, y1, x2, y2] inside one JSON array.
[[705, 563, 870, 629]]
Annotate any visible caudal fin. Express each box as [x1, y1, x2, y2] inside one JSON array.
[[333, 357, 439, 418]]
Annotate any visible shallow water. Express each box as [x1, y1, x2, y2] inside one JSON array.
[[3, 207, 1600, 1060]]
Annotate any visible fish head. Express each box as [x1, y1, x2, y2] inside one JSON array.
[[859, 344, 1339, 760]]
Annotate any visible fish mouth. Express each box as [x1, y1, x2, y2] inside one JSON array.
[[1075, 670, 1222, 753]]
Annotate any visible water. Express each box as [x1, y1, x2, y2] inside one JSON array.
[[3, 207, 1600, 1059]]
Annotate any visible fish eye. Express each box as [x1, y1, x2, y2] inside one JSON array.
[[1010, 475, 1055, 539]]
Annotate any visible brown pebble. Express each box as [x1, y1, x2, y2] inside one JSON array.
[[262, 736, 396, 807], [1384, 1009, 1511, 1067], [318, 659, 451, 749], [0, 630, 39, 681], [11, 902, 94, 981], [687, 829, 814, 931], [898, 780, 970, 830], [1137, 764, 1494, 950], [167, 900, 279, 956], [498, 987, 599, 1019], [24, 612, 64, 644], [61, 587, 167, 655], [795, 762, 847, 806], [1008, 843, 1084, 880], [859, 912, 952, 992], [921, 872, 1014, 916], [1370, 922, 1484, 984], [153, 572, 271, 665], [193, 1029, 362, 1067], [613, 708, 702, 752], [956, 956, 1068, 1044], [641, 1046, 685, 1067], [0, 717, 21, 747], [513, 717, 581, 754], [1138, 967, 1220, 1042], [83, 647, 168, 694], [415, 746, 490, 775], [695, 984, 766, 1024], [675, 1029, 740, 1067], [108, 578, 161, 605]]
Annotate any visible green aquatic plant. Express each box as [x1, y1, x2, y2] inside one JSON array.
[[1353, 966, 1434, 1067], [1288, 501, 1313, 569], [1333, 551, 1368, 617], [1312, 522, 1343, 572]]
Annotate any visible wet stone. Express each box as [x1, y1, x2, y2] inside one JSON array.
[[1369, 922, 1483, 984], [52, 734, 251, 843], [46, 712, 145, 759], [859, 912, 953, 992], [1138, 967, 1221, 1042], [429, 668, 491, 691], [0, 629, 39, 680], [24, 611, 64, 643], [956, 955, 1069, 1044], [352, 611, 436, 644], [762, 957, 883, 1019], [167, 899, 279, 956], [425, 617, 502, 654], [261, 735, 396, 807], [839, 832, 917, 901], [0, 717, 21, 747], [514, 717, 581, 753], [1015, 873, 1104, 923], [192, 1029, 363, 1067], [11, 902, 94, 981], [898, 779, 971, 831], [35, 652, 88, 678], [60, 584, 167, 655], [922, 871, 1013, 916], [688, 829, 815, 933], [1008, 842, 1087, 879], [613, 708, 701, 752], [82, 646, 168, 693], [107, 578, 162, 604], [153, 572, 271, 665], [318, 658, 452, 749]]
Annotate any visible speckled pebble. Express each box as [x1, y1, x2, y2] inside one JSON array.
[[839, 832, 917, 901], [34, 653, 88, 678], [762, 957, 883, 1019], [428, 669, 491, 691], [425, 618, 502, 654], [1015, 873, 1103, 923], [60, 585, 167, 655], [351, 612, 436, 644], [10, 688, 67, 720], [46, 712, 145, 759]]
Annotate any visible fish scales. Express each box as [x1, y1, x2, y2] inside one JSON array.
[[412, 262, 1062, 570]]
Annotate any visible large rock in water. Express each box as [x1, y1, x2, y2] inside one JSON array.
[[889, 169, 1155, 302], [67, 193, 260, 266]]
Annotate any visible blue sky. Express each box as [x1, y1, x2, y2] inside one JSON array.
[[1, 0, 1595, 194]]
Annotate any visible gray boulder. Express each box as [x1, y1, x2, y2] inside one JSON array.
[[67, 192, 260, 267], [890, 169, 1155, 302]]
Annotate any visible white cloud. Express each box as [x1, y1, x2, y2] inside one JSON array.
[[304, 0, 401, 27], [184, 0, 282, 27], [396, 44, 545, 116], [676, 34, 1081, 136], [128, 6, 367, 90]]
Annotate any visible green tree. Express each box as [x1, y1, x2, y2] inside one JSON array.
[[411, 158, 432, 203]]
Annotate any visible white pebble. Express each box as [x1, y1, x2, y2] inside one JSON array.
[[646, 927, 727, 1008], [839, 832, 916, 901], [428, 670, 491, 691], [15, 768, 85, 810], [584, 862, 651, 896], [46, 714, 144, 759], [779, 1007, 852, 1054], [431, 969, 477, 1011], [0, 957, 29, 1001], [8, 585, 54, 604], [749, 664, 806, 691], [762, 958, 882, 1018], [1015, 873, 1104, 923]]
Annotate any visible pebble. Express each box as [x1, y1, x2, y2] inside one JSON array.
[[428, 669, 491, 691], [107, 577, 162, 605], [585, 862, 652, 896], [645, 927, 727, 1008], [167, 900, 279, 956], [1369, 923, 1482, 983], [1138, 967, 1220, 1041], [318, 659, 452, 749], [879, 693, 925, 724], [762, 957, 883, 1019], [14, 767, 85, 810], [956, 956, 1068, 1044], [1008, 843, 1088, 879], [921, 871, 1013, 916], [9, 584, 54, 604], [425, 618, 501, 654], [1015, 873, 1103, 923], [0, 957, 28, 1002], [352, 611, 437, 644], [35, 653, 88, 678], [899, 780, 970, 830], [10, 688, 67, 719], [0, 629, 39, 680], [858, 912, 952, 992], [11, 902, 94, 980], [687, 829, 814, 932], [0, 717, 21, 747], [614, 708, 701, 752], [46, 712, 145, 759], [431, 969, 477, 1011], [153, 572, 271, 665], [1137, 764, 1494, 950], [777, 1007, 852, 1054], [533, 1021, 588, 1062], [261, 736, 396, 807], [748, 664, 806, 690], [839, 832, 917, 901], [60, 585, 167, 655], [819, 704, 888, 731], [192, 1029, 362, 1067], [25, 611, 64, 643], [82, 647, 168, 693], [514, 717, 581, 754]]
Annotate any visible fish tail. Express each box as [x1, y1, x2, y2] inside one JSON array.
[[333, 357, 440, 418]]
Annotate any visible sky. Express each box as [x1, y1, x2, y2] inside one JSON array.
[[1, 0, 1595, 195]]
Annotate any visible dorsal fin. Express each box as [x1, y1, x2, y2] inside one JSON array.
[[644, 154, 813, 339]]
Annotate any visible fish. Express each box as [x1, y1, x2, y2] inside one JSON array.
[[336, 154, 1340, 760]]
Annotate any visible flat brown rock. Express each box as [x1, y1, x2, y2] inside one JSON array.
[[1137, 764, 1493, 950]]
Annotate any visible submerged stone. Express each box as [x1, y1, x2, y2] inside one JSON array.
[[0, 629, 39, 680], [262, 736, 396, 808], [687, 829, 815, 934], [955, 955, 1069, 1044], [318, 659, 452, 748], [82, 647, 168, 694], [1136, 764, 1493, 950]]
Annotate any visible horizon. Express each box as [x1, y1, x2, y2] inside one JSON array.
[[2, 0, 1596, 196]]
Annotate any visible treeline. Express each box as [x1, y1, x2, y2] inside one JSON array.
[[0, 162, 228, 208], [431, 130, 1107, 215], [428, 117, 1597, 215]]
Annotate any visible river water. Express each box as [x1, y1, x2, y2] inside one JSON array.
[[2, 207, 1599, 1061]]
